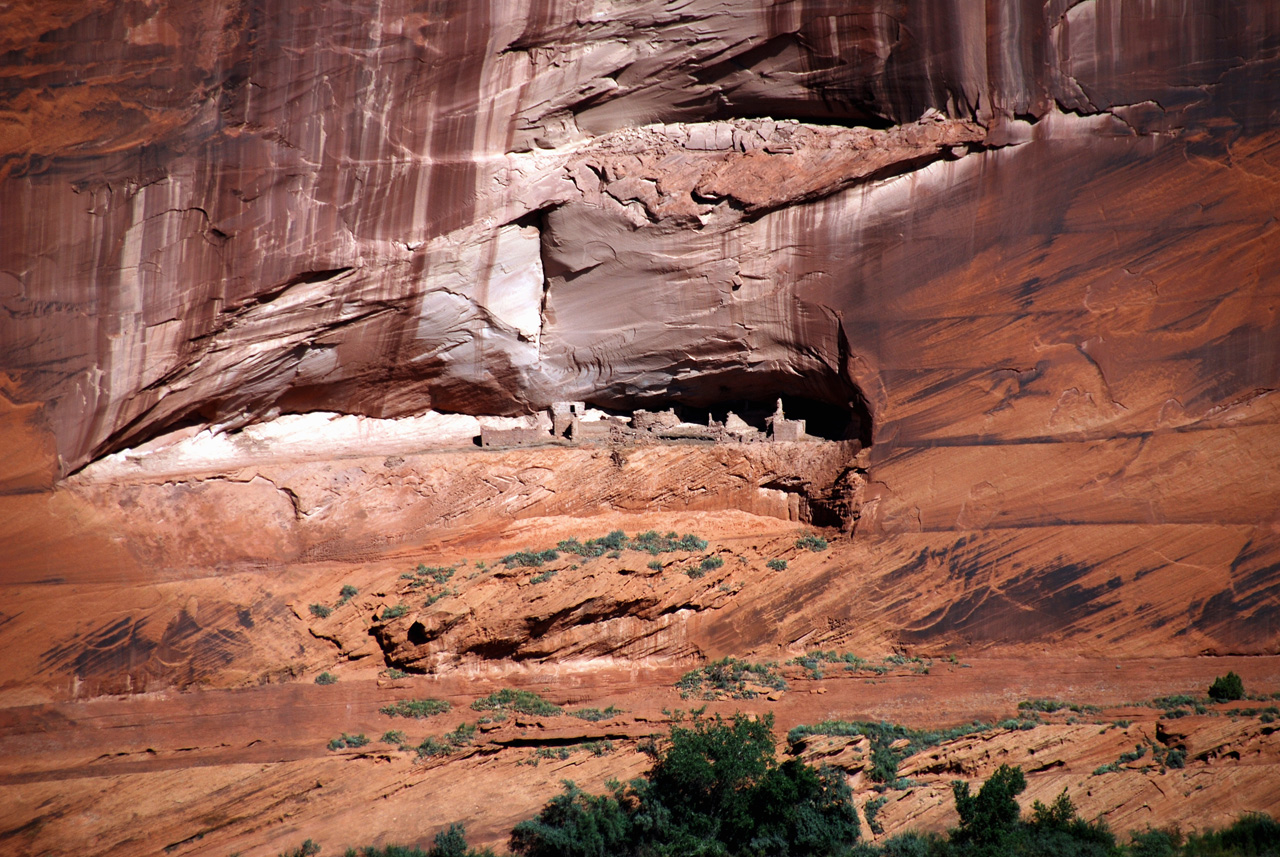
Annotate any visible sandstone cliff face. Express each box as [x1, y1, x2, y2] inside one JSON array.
[[3, 0, 1277, 474]]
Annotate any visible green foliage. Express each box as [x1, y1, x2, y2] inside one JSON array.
[[380, 698, 452, 719], [381, 730, 408, 745], [328, 733, 370, 751], [865, 796, 889, 836], [503, 549, 560, 568], [386, 668, 410, 679], [583, 740, 614, 756], [445, 722, 477, 747], [1209, 672, 1245, 702], [340, 584, 359, 599], [700, 556, 725, 572], [381, 604, 410, 620], [1152, 694, 1198, 710], [951, 764, 1026, 848], [1118, 745, 1148, 764], [280, 840, 321, 857], [648, 559, 664, 570], [571, 706, 623, 722], [314, 671, 338, 685], [789, 720, 994, 786], [471, 688, 562, 716], [676, 657, 787, 700], [416, 736, 454, 758], [531, 569, 557, 584], [553, 530, 709, 561], [341, 822, 498, 857], [414, 564, 456, 584], [309, 604, 333, 619], [766, 558, 788, 571], [1018, 699, 1101, 715], [509, 713, 860, 857], [1181, 813, 1280, 856], [796, 533, 829, 552]]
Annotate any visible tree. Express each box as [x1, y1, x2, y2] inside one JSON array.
[[951, 764, 1026, 849], [1208, 672, 1245, 702], [510, 713, 860, 857]]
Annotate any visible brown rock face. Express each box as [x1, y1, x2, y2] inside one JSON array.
[[1, 3, 1279, 854], [2, 0, 1277, 475]]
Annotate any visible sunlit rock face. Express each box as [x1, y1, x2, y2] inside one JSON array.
[[1, 2, 1278, 568]]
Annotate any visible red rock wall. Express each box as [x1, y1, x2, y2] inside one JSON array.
[[1, 1, 1278, 651]]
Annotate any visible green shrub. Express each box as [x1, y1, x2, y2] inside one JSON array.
[[647, 559, 663, 571], [381, 730, 408, 745], [386, 668, 409, 679], [699, 556, 724, 572], [471, 689, 562, 716], [1209, 672, 1245, 702], [509, 713, 859, 857], [328, 733, 369, 751], [531, 569, 557, 584], [415, 564, 455, 584], [381, 604, 410, 620], [789, 720, 994, 785], [279, 840, 320, 857], [676, 657, 786, 700], [1018, 698, 1101, 715], [571, 706, 623, 722], [766, 558, 788, 571], [314, 671, 338, 685], [340, 822, 497, 857], [1152, 694, 1197, 710], [380, 698, 451, 719], [865, 795, 889, 835], [1183, 812, 1280, 856], [796, 533, 829, 551], [445, 722, 477, 746], [503, 549, 560, 568], [417, 736, 454, 758], [309, 604, 332, 619]]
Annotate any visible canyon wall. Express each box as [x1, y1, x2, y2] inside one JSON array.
[[2, 0, 1278, 653]]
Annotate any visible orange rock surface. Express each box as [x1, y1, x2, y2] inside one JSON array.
[[1, 0, 1278, 854]]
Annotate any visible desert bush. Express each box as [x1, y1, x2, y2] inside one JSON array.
[[445, 722, 477, 747], [335, 823, 497, 857], [328, 733, 369, 751], [309, 604, 332, 619], [503, 549, 560, 568], [279, 840, 320, 857], [796, 532, 829, 551], [789, 720, 994, 786], [865, 796, 889, 835], [381, 604, 410, 620], [380, 698, 451, 719], [509, 713, 859, 857], [471, 689, 562, 716], [700, 555, 724, 572], [381, 730, 408, 745], [647, 559, 663, 570], [571, 706, 623, 722], [531, 570, 557, 584], [1209, 672, 1245, 702], [767, 558, 788, 571], [314, 672, 338, 685], [676, 657, 787, 700], [417, 736, 454, 758]]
